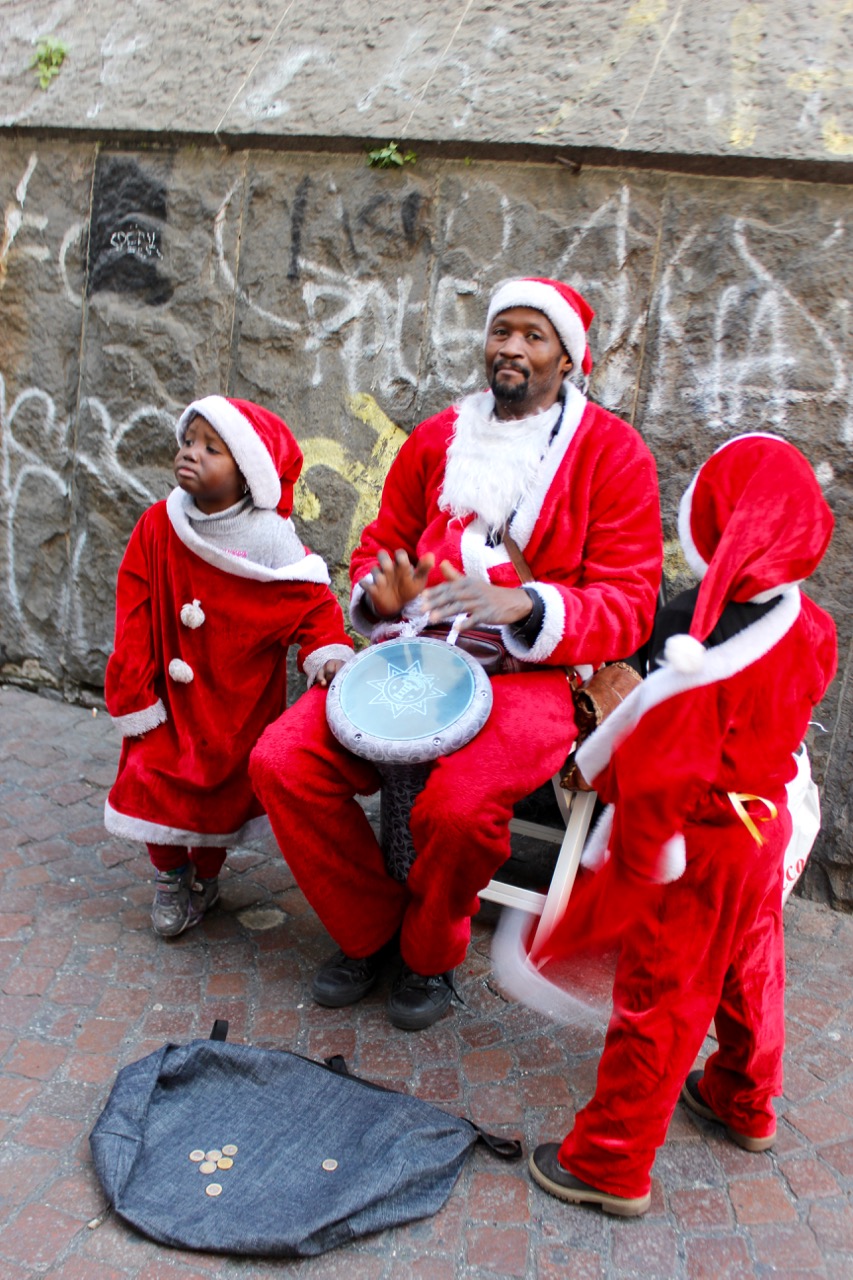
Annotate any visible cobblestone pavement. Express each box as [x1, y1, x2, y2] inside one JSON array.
[[1, 685, 852, 1279]]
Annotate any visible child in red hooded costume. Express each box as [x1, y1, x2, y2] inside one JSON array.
[[528, 434, 837, 1216], [104, 397, 352, 936]]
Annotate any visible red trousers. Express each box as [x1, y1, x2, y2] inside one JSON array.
[[146, 844, 227, 878], [250, 672, 576, 975], [556, 808, 790, 1198]]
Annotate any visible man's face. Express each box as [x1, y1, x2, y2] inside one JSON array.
[[484, 306, 573, 418]]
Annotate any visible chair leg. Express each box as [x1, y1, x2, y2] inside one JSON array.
[[528, 789, 597, 950]]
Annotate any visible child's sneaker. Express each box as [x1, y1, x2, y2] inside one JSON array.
[[191, 874, 220, 917], [151, 866, 203, 937]]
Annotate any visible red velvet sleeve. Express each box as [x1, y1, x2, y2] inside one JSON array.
[[104, 514, 167, 736]]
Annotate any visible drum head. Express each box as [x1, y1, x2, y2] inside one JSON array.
[[326, 637, 494, 764]]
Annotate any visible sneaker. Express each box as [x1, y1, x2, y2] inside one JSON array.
[[311, 947, 389, 1008], [681, 1070, 776, 1152], [191, 874, 220, 916], [529, 1143, 651, 1217], [386, 965, 455, 1031], [151, 866, 203, 937]]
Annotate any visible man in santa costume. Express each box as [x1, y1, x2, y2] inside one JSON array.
[[250, 277, 662, 1029], [105, 396, 352, 936], [529, 434, 837, 1216]]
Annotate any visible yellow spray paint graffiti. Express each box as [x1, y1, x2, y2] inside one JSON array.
[[292, 392, 408, 598]]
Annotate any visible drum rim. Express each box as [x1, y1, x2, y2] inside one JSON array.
[[325, 636, 494, 763]]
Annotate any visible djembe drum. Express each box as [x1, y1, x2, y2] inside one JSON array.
[[325, 636, 493, 881]]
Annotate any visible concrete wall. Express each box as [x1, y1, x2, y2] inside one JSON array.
[[2, 2, 851, 175], [2, 137, 851, 905]]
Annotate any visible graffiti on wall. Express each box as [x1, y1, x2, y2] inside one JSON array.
[[1, 147, 850, 686]]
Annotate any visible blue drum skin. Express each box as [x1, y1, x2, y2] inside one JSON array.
[[326, 638, 494, 764]]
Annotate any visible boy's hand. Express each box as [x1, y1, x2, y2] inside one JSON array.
[[315, 659, 345, 688], [361, 550, 435, 619]]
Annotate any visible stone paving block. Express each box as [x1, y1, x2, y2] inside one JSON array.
[[466, 1224, 530, 1276], [668, 1186, 732, 1229], [779, 1152, 844, 1200], [751, 1221, 826, 1270], [0, 1201, 86, 1267], [684, 1234, 756, 1279], [788, 1098, 853, 1146], [1, 686, 853, 1277], [729, 1174, 798, 1225]]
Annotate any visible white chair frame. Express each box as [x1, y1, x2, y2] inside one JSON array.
[[480, 780, 597, 949]]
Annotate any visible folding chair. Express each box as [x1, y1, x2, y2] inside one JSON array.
[[480, 778, 597, 949]]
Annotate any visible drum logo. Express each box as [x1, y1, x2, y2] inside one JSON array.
[[368, 659, 446, 718]]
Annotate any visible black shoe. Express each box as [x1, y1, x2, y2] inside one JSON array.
[[681, 1070, 775, 1152], [386, 965, 455, 1031], [311, 947, 388, 1008], [529, 1143, 651, 1217]]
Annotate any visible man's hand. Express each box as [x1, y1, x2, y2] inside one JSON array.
[[418, 562, 534, 628], [314, 659, 345, 688], [362, 549, 435, 619]]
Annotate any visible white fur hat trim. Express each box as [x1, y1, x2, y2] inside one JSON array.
[[168, 658, 194, 683], [663, 633, 706, 674], [180, 599, 205, 629], [176, 396, 280, 509], [486, 279, 587, 372]]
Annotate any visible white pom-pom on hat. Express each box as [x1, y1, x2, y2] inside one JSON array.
[[168, 658, 194, 684], [180, 599, 205, 629], [663, 633, 706, 674]]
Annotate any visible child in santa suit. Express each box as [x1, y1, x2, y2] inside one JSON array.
[[528, 433, 837, 1216], [104, 396, 352, 937]]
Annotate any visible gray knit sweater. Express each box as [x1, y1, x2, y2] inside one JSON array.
[[185, 495, 306, 570]]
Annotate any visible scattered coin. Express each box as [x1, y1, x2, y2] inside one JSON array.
[[205, 1149, 223, 1162], [206, 1183, 223, 1197], [222, 1144, 238, 1156], [199, 1161, 217, 1174], [322, 1159, 338, 1172], [217, 1156, 233, 1170], [189, 1150, 206, 1163]]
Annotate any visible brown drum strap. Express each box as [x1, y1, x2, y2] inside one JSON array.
[[502, 525, 534, 585]]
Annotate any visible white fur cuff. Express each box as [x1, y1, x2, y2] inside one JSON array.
[[304, 644, 354, 687], [110, 698, 167, 737], [350, 580, 381, 637], [501, 581, 566, 663]]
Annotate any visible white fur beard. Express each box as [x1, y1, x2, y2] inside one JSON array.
[[439, 391, 560, 536]]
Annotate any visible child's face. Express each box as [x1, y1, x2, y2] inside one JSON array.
[[174, 415, 245, 514]]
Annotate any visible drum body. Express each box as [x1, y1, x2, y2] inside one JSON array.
[[326, 637, 494, 766]]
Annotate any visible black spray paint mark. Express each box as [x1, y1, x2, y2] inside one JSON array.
[[401, 191, 422, 246], [87, 157, 173, 304], [287, 176, 311, 281]]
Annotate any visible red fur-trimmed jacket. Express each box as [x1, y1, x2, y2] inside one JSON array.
[[104, 491, 352, 846], [349, 386, 662, 667]]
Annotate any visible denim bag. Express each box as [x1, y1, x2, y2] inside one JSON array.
[[90, 1024, 520, 1256]]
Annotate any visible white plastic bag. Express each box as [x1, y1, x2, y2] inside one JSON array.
[[782, 744, 821, 905]]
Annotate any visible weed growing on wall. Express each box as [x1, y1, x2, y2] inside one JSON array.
[[366, 142, 417, 169], [30, 37, 67, 90]]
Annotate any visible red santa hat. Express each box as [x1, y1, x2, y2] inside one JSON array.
[[667, 433, 833, 673], [485, 277, 595, 376], [176, 396, 303, 517]]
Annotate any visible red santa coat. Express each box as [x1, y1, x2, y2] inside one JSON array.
[[104, 490, 352, 847], [350, 384, 662, 667], [249, 387, 662, 977], [537, 589, 837, 1197]]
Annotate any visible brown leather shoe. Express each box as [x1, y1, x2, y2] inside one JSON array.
[[529, 1143, 650, 1217], [681, 1070, 775, 1152]]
